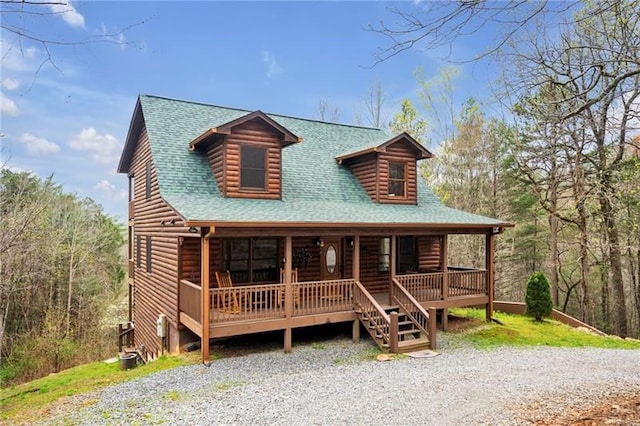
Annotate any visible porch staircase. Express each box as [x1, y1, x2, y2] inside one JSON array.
[[360, 308, 431, 353], [353, 280, 432, 354]]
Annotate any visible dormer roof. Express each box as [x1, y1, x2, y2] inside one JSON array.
[[189, 110, 302, 151], [335, 132, 433, 164]]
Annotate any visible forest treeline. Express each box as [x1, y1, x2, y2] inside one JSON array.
[[0, 170, 126, 385], [383, 1, 640, 338]]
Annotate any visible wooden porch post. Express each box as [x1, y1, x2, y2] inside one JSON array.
[[388, 235, 396, 305], [485, 232, 495, 322], [201, 228, 211, 364], [441, 234, 449, 331], [352, 235, 360, 343], [284, 235, 293, 353]]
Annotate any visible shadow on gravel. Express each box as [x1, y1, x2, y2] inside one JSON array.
[[208, 323, 355, 358]]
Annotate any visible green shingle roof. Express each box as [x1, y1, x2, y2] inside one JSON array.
[[124, 94, 508, 228]]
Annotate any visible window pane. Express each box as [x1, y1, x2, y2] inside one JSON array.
[[253, 239, 278, 282], [379, 237, 390, 272], [398, 236, 417, 273], [389, 163, 405, 179], [389, 181, 405, 197], [241, 146, 266, 169]]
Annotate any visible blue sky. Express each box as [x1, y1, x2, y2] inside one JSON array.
[[1, 1, 501, 222]]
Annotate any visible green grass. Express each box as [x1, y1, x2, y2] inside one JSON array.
[[449, 308, 640, 350], [0, 353, 195, 423]]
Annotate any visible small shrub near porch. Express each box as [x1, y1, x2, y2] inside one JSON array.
[[525, 272, 553, 321]]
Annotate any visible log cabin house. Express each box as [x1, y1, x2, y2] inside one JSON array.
[[117, 95, 512, 363]]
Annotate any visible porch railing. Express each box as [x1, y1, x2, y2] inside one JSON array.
[[396, 268, 487, 302], [211, 283, 285, 323], [391, 278, 435, 349], [293, 279, 355, 316], [179, 279, 201, 321], [353, 280, 395, 351], [448, 269, 487, 297], [395, 273, 444, 301]]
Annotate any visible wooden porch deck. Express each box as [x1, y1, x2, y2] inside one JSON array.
[[178, 269, 488, 342]]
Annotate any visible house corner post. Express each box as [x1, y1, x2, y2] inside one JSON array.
[[284, 235, 292, 353], [485, 233, 495, 322], [201, 227, 212, 364]]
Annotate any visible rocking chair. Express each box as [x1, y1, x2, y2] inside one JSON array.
[[214, 271, 240, 314]]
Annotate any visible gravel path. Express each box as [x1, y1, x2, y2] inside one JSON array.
[[41, 336, 640, 425]]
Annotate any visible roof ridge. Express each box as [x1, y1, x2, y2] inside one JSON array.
[[139, 93, 385, 132]]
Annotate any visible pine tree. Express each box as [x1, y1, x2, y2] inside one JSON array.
[[525, 272, 553, 321]]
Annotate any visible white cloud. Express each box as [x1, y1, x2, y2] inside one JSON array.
[[0, 92, 19, 116], [19, 133, 61, 155], [93, 179, 127, 201], [262, 51, 283, 79], [0, 43, 38, 73], [49, 1, 85, 29], [1, 78, 20, 91], [68, 128, 122, 164]]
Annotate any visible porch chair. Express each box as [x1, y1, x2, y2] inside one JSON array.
[[214, 271, 240, 314], [277, 268, 299, 307]]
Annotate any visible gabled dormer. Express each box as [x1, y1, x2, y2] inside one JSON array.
[[189, 111, 301, 199], [336, 133, 432, 205]]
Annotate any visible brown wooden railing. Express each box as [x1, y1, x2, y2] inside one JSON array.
[[211, 284, 286, 323], [353, 280, 395, 351], [117, 321, 134, 352], [448, 269, 487, 297], [293, 279, 354, 316], [391, 278, 436, 349], [396, 273, 444, 301], [179, 279, 201, 322]]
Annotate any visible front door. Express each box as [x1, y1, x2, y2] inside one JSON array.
[[320, 238, 341, 281]]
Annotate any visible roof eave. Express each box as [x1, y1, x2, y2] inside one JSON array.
[[117, 97, 143, 174], [184, 220, 514, 231]]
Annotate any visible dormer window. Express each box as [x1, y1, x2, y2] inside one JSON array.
[[388, 162, 406, 197], [240, 146, 266, 191]]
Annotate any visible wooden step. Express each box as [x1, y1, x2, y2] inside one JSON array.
[[396, 338, 430, 353], [397, 329, 421, 336]]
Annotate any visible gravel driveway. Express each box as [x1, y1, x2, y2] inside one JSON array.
[[41, 336, 640, 425]]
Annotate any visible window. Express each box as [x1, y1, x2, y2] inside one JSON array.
[[397, 236, 417, 273], [223, 238, 278, 283], [136, 235, 141, 268], [388, 162, 406, 197], [146, 236, 152, 273], [379, 237, 390, 272], [240, 146, 266, 190], [129, 175, 135, 201], [378, 236, 417, 273], [145, 160, 151, 199]]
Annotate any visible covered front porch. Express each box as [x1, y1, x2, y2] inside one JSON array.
[[177, 229, 496, 362]]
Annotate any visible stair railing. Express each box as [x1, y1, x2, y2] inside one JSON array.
[[353, 280, 398, 352], [391, 278, 436, 350]]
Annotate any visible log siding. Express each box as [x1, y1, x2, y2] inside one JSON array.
[[129, 126, 197, 359], [344, 140, 418, 205], [219, 118, 282, 199]]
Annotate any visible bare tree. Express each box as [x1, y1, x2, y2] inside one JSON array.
[[1, 1, 144, 83], [316, 97, 340, 123], [361, 80, 388, 128], [369, 1, 626, 64]]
